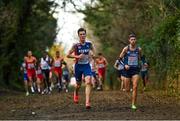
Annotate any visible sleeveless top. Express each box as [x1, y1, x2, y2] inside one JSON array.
[[74, 41, 92, 64], [124, 46, 139, 68]]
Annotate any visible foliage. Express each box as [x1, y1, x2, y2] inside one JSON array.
[[0, 0, 57, 88], [81, 0, 180, 90]]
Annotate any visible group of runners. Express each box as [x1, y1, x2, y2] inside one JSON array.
[[20, 27, 149, 110], [21, 50, 71, 96]]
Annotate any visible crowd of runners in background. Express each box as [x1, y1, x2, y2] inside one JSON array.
[[20, 28, 149, 110], [20, 50, 109, 96]]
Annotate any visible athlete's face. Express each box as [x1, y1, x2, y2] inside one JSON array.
[[99, 55, 103, 59], [78, 31, 86, 43], [129, 37, 136, 46], [43, 52, 48, 58], [24, 58, 26, 62], [56, 52, 60, 57], [27, 51, 32, 57]]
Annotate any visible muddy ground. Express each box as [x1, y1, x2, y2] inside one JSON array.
[[0, 89, 180, 120]]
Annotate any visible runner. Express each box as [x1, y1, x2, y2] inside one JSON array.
[[20, 58, 29, 96], [24, 51, 37, 94], [62, 62, 70, 92], [89, 52, 98, 89], [96, 53, 108, 91], [113, 57, 126, 91], [36, 62, 44, 94], [40, 52, 52, 94], [119, 33, 147, 110], [67, 28, 95, 109], [140, 55, 149, 91], [53, 51, 64, 92]]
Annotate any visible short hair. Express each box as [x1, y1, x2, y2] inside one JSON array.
[[129, 33, 136, 39], [28, 50, 32, 53], [98, 53, 102, 56], [77, 28, 86, 34], [56, 51, 60, 53]]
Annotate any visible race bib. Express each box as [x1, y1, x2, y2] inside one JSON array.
[[42, 64, 49, 70], [54, 61, 61, 67], [27, 63, 35, 69], [128, 56, 138, 66], [78, 55, 89, 64], [98, 63, 105, 68], [41, 61, 49, 70]]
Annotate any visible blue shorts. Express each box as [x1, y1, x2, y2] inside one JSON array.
[[141, 71, 148, 79], [124, 67, 140, 78], [75, 63, 92, 82], [91, 71, 96, 78], [23, 73, 28, 81], [118, 70, 126, 77], [63, 75, 69, 82]]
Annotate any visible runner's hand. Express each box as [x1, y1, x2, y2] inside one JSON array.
[[125, 65, 130, 70], [76, 54, 84, 59], [144, 63, 148, 67]]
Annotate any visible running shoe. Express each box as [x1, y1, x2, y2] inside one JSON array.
[[26, 92, 29, 96], [131, 104, 137, 110], [86, 102, 91, 109], [73, 93, 79, 104], [41, 91, 44, 95], [58, 87, 62, 93], [49, 87, 52, 92], [51, 83, 54, 88], [31, 87, 35, 93], [97, 86, 103, 91]]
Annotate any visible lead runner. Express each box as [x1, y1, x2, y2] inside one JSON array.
[[67, 28, 95, 109]]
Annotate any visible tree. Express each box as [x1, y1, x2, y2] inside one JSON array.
[[0, 0, 58, 89]]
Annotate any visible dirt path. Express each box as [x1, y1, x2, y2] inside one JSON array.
[[0, 90, 180, 120]]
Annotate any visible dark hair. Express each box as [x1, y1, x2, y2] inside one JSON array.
[[56, 51, 60, 54], [142, 55, 145, 58], [77, 28, 86, 34], [129, 33, 136, 39], [98, 53, 102, 56]]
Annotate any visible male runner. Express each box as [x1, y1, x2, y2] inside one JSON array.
[[67, 28, 95, 109], [20, 58, 29, 96], [24, 51, 37, 94], [114, 57, 126, 91], [96, 53, 108, 91], [53, 51, 64, 92], [119, 34, 147, 110]]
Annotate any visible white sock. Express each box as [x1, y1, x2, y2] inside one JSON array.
[[38, 88, 41, 93], [31, 87, 34, 93]]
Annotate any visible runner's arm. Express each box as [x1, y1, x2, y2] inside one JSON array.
[[119, 46, 127, 59], [61, 59, 66, 65], [95, 59, 99, 69], [113, 60, 118, 70], [67, 44, 80, 59], [119, 46, 129, 69], [139, 47, 147, 65]]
